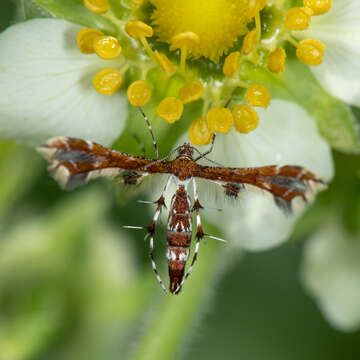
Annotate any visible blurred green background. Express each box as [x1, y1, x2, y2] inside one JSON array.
[[1, 2, 360, 360]]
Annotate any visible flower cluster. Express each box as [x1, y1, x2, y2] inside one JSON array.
[[74, 0, 331, 146]]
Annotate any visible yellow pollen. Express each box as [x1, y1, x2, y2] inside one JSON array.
[[154, 51, 175, 75], [151, 0, 248, 61], [296, 39, 325, 66], [285, 7, 313, 31], [132, 0, 144, 5], [246, 0, 267, 20], [76, 28, 104, 54], [127, 80, 152, 107], [242, 29, 258, 56], [83, 0, 110, 14], [223, 51, 241, 78], [179, 81, 204, 104], [245, 85, 271, 108], [232, 105, 259, 134], [303, 0, 332, 15], [93, 69, 123, 95], [156, 97, 184, 123], [267, 47, 286, 74], [93, 36, 122, 60], [206, 106, 233, 134], [189, 117, 214, 146], [125, 20, 156, 61]]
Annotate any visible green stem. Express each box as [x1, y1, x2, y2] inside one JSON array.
[[130, 240, 227, 360]]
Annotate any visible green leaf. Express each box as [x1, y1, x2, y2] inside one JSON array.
[[241, 57, 360, 153]]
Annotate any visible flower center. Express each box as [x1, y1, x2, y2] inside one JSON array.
[[151, 0, 248, 61]]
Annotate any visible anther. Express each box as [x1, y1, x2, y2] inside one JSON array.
[[77, 28, 104, 54], [246, 0, 267, 20], [179, 81, 204, 104], [303, 0, 332, 15], [125, 20, 156, 61], [154, 50, 175, 75], [296, 39, 325, 66], [267, 47, 286, 74], [93, 36, 122, 59], [242, 29, 258, 56], [245, 85, 271, 108], [206, 106, 233, 134], [156, 97, 184, 123], [170, 32, 200, 73], [232, 104, 259, 134], [83, 0, 110, 14], [93, 69, 123, 95], [189, 117, 214, 146], [127, 80, 152, 107], [285, 7, 313, 31], [223, 51, 241, 78]]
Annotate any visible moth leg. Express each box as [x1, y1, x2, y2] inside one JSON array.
[[147, 176, 173, 293], [174, 178, 203, 294], [194, 133, 216, 161]]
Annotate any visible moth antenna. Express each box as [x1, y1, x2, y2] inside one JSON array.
[[138, 106, 159, 160]]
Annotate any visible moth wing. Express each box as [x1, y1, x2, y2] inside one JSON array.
[[195, 165, 326, 214], [37, 137, 155, 190]]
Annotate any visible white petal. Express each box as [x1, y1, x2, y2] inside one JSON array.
[[0, 19, 127, 146], [201, 100, 333, 251], [293, 0, 360, 106], [301, 221, 360, 331]]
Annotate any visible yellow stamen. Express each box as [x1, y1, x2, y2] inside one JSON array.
[[179, 81, 204, 104], [242, 29, 258, 56], [125, 20, 156, 61], [296, 39, 325, 66], [267, 47, 286, 74], [154, 51, 175, 75], [127, 80, 152, 106], [285, 7, 313, 31], [223, 51, 241, 78], [245, 85, 271, 108], [246, 0, 267, 20], [93, 36, 122, 60], [171, 32, 200, 73], [303, 0, 332, 15], [76, 28, 104, 54], [83, 0, 110, 14], [206, 106, 233, 134], [131, 0, 144, 4], [93, 69, 123, 95], [156, 97, 184, 123], [232, 105, 259, 134], [189, 117, 214, 146]]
